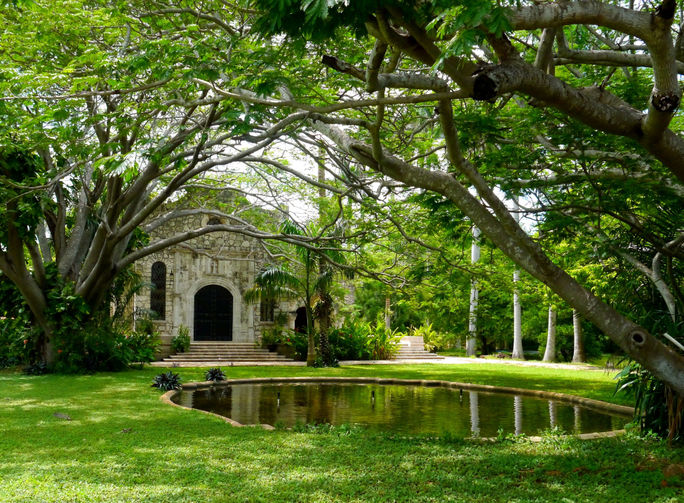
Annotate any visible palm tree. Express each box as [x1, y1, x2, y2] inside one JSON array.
[[245, 220, 343, 366]]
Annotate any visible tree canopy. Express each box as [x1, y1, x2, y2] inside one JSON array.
[[0, 1, 683, 394]]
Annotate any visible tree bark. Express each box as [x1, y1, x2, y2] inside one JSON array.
[[572, 309, 586, 363], [543, 305, 557, 363], [467, 226, 480, 356], [384, 295, 391, 331], [511, 197, 524, 360]]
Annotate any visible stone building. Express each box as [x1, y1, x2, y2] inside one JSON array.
[[135, 210, 279, 357]]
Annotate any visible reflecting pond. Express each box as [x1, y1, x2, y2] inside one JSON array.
[[173, 382, 629, 437]]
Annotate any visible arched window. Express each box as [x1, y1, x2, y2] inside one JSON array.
[[150, 261, 166, 320]]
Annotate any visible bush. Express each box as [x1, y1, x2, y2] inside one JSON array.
[[152, 371, 182, 391], [616, 361, 684, 443], [328, 317, 402, 360], [411, 322, 454, 352], [125, 330, 161, 364], [0, 316, 32, 368], [367, 321, 403, 360], [280, 329, 309, 360], [22, 361, 50, 375], [172, 325, 191, 353], [328, 317, 372, 360], [205, 367, 226, 382], [260, 325, 283, 348]]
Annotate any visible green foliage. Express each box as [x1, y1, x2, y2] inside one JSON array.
[[367, 320, 403, 360], [616, 360, 684, 443], [412, 322, 450, 352], [125, 325, 161, 365], [283, 329, 310, 360], [172, 325, 191, 354], [0, 277, 32, 368], [327, 317, 402, 360], [151, 370, 182, 391], [204, 367, 226, 382], [328, 318, 372, 360], [260, 325, 284, 347], [22, 361, 50, 375]]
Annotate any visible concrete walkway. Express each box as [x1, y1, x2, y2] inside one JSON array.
[[339, 356, 602, 371], [148, 356, 603, 370]]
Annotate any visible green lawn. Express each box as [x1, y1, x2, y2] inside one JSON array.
[[0, 364, 682, 502]]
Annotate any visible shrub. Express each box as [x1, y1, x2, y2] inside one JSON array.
[[0, 316, 32, 368], [260, 325, 283, 347], [205, 367, 226, 382], [367, 321, 403, 360], [125, 330, 161, 364], [410, 322, 455, 352], [172, 325, 191, 353], [327, 317, 402, 361], [616, 361, 684, 443], [281, 329, 309, 360], [23, 361, 50, 375], [152, 371, 182, 391], [328, 317, 372, 360]]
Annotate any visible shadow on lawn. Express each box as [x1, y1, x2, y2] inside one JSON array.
[[1, 403, 680, 502]]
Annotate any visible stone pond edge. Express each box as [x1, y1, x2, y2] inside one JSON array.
[[160, 376, 635, 440]]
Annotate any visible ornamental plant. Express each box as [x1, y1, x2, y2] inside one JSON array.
[[151, 371, 182, 391], [204, 367, 226, 382]]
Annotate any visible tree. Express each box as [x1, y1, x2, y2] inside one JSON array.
[[234, 0, 684, 393], [0, 1, 332, 365], [245, 220, 346, 366]]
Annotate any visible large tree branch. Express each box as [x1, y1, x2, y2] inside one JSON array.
[[471, 60, 684, 182], [554, 49, 684, 74], [311, 118, 684, 395], [510, 1, 652, 41]]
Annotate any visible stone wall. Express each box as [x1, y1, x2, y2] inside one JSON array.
[[135, 212, 277, 356]]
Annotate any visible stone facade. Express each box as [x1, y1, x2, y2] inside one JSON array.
[[135, 212, 279, 357]]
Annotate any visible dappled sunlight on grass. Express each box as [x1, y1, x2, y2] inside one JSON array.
[[0, 366, 676, 502]]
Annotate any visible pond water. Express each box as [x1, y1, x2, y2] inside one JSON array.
[[173, 382, 629, 437]]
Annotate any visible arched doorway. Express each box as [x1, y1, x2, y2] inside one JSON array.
[[294, 306, 308, 334], [194, 285, 233, 341]]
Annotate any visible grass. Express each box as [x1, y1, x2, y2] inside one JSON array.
[[0, 363, 682, 502]]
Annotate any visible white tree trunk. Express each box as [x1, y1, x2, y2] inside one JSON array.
[[467, 226, 480, 356], [572, 309, 586, 363], [543, 305, 557, 362], [512, 270, 524, 358], [511, 198, 524, 359], [384, 295, 391, 331]]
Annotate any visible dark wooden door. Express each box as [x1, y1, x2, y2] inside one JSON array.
[[194, 285, 233, 341]]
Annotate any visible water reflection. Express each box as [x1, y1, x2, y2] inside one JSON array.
[[514, 395, 523, 436], [469, 391, 480, 437], [175, 383, 629, 437]]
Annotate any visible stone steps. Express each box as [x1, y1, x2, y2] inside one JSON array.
[[394, 336, 444, 360], [158, 342, 297, 366]]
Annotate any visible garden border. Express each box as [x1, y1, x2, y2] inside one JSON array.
[[161, 377, 634, 439]]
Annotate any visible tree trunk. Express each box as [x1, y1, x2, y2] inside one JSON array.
[[384, 295, 391, 331], [543, 305, 557, 362], [467, 226, 480, 356], [512, 269, 524, 359], [305, 251, 316, 367], [572, 309, 586, 363], [306, 303, 316, 366], [511, 198, 524, 359]]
